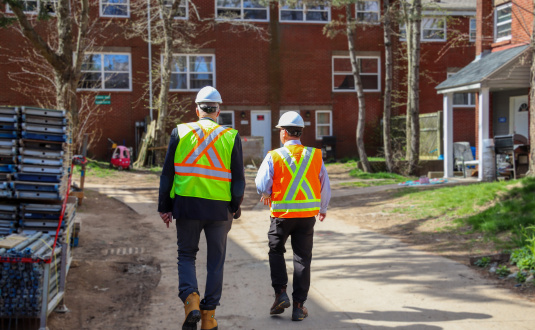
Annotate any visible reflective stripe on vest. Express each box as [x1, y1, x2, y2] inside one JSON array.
[[174, 122, 232, 182], [270, 146, 321, 217], [172, 120, 237, 201]]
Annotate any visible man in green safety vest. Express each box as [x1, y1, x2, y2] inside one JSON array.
[[158, 86, 245, 330]]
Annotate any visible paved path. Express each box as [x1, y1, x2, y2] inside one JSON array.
[[87, 184, 535, 330]]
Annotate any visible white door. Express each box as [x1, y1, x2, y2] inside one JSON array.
[[510, 95, 529, 142], [251, 111, 271, 157]]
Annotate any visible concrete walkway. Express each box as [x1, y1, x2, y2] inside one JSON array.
[[88, 185, 535, 330]]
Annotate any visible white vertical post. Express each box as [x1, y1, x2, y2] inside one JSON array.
[[478, 87, 490, 181], [443, 93, 454, 177]]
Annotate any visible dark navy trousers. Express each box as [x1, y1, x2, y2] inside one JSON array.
[[268, 216, 316, 303], [176, 214, 232, 309]]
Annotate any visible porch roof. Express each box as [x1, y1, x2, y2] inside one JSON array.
[[436, 45, 530, 94]]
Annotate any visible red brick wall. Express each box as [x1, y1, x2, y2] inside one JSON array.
[[511, 0, 533, 46], [0, 1, 477, 161], [476, 0, 494, 55], [454, 108, 477, 146]]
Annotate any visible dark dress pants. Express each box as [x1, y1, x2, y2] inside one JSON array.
[[268, 216, 316, 303], [176, 214, 232, 309]]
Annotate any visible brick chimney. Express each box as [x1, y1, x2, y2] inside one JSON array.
[[475, 0, 494, 57]]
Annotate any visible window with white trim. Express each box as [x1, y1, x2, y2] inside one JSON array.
[[332, 56, 380, 92], [216, 0, 268, 21], [79, 53, 131, 91], [170, 55, 215, 91], [469, 18, 476, 42], [316, 111, 332, 140], [6, 0, 57, 14], [280, 1, 330, 23], [162, 0, 187, 19], [100, 0, 129, 17], [356, 0, 379, 24], [453, 93, 476, 106], [422, 17, 446, 41], [400, 17, 446, 41], [447, 73, 475, 107], [217, 111, 235, 128], [495, 3, 512, 42]]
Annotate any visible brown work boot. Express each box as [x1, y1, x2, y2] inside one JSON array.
[[270, 287, 291, 315], [201, 309, 218, 330], [291, 301, 308, 321], [183, 292, 201, 330]]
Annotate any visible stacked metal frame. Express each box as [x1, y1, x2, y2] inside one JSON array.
[[0, 107, 19, 235], [0, 107, 75, 329]]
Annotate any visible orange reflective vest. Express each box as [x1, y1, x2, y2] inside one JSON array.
[[270, 144, 323, 218], [172, 119, 237, 201]]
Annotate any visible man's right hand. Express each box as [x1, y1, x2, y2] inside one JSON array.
[[159, 212, 173, 228], [260, 194, 271, 206], [317, 213, 326, 222]]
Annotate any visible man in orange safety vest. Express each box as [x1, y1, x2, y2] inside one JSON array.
[[255, 111, 331, 322]]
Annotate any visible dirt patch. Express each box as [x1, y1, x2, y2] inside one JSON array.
[[45, 189, 162, 330]]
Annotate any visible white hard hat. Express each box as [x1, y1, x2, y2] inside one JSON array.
[[195, 86, 222, 104], [276, 111, 304, 128]]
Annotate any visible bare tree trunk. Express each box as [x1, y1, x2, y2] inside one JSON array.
[[154, 0, 181, 164], [383, 0, 394, 173], [404, 1, 412, 161], [529, 0, 535, 176], [346, 5, 371, 172], [407, 0, 422, 175]]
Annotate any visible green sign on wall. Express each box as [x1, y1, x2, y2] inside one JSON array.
[[95, 95, 111, 105]]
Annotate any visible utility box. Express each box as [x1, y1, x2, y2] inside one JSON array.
[[321, 136, 336, 162], [241, 136, 264, 167]]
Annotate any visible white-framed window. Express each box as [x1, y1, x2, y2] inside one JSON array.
[[447, 73, 475, 107], [453, 93, 476, 107], [169, 54, 215, 91], [495, 3, 512, 42], [422, 17, 446, 41], [6, 0, 57, 15], [469, 18, 476, 42], [100, 0, 129, 17], [78, 53, 132, 91], [280, 1, 330, 23], [216, 0, 268, 21], [217, 111, 235, 128], [356, 0, 380, 24], [332, 56, 381, 92], [316, 111, 332, 140], [400, 17, 447, 41], [162, 0, 187, 19]]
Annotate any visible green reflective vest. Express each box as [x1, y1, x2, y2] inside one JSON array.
[[172, 119, 237, 201]]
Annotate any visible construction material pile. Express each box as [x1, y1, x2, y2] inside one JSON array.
[[0, 106, 75, 325], [0, 106, 71, 235]]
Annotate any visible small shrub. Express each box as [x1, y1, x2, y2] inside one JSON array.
[[496, 265, 511, 278], [474, 256, 491, 268], [516, 271, 527, 283]]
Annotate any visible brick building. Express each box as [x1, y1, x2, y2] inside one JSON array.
[[0, 0, 477, 161], [437, 0, 533, 180]]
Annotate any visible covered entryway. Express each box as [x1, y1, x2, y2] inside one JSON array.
[[436, 45, 531, 181]]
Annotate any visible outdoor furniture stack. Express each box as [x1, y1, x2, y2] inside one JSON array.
[[0, 106, 76, 329]]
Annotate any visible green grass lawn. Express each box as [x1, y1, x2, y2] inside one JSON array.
[[392, 177, 535, 247]]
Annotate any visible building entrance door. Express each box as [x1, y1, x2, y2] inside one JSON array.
[[251, 111, 271, 157], [510, 95, 529, 142]]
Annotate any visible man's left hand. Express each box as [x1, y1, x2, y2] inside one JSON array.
[[317, 213, 326, 222]]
